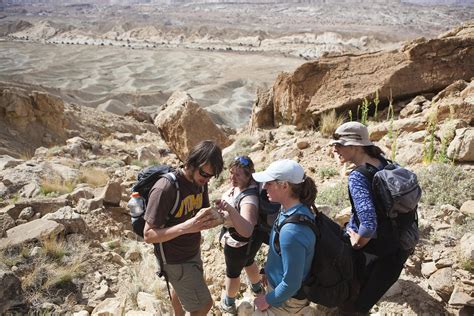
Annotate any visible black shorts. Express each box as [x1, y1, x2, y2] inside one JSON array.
[[224, 236, 263, 278]]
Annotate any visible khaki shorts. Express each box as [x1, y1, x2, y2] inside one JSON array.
[[162, 254, 212, 312], [253, 283, 311, 316]]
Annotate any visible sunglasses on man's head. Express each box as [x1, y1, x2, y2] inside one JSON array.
[[198, 167, 214, 179], [332, 132, 362, 140], [234, 156, 250, 166]]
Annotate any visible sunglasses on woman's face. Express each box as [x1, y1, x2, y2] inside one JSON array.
[[332, 132, 362, 140], [234, 156, 250, 166], [198, 167, 214, 179]]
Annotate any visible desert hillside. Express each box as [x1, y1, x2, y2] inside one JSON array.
[[1, 21, 473, 315], [0, 1, 473, 314], [0, 1, 472, 130]]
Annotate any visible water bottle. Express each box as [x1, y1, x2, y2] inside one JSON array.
[[128, 192, 145, 221]]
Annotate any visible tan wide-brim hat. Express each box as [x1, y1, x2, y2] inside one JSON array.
[[329, 121, 374, 146]]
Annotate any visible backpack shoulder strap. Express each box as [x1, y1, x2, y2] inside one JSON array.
[[353, 163, 379, 182], [234, 187, 259, 212], [274, 214, 318, 255], [162, 172, 180, 218]]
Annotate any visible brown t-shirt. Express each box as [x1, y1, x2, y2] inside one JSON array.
[[144, 170, 209, 263]]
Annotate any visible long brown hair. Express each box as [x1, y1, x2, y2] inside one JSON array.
[[288, 176, 318, 214], [363, 145, 385, 159]]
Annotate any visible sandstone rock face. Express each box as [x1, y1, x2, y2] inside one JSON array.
[[250, 87, 275, 129], [155, 91, 231, 161], [251, 23, 474, 129], [0, 85, 67, 155]]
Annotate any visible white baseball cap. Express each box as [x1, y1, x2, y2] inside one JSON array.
[[252, 159, 305, 184]]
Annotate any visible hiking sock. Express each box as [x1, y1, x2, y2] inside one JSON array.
[[224, 295, 236, 306], [251, 282, 263, 294]]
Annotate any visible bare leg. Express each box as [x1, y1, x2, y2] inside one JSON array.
[[226, 276, 241, 298], [171, 288, 185, 316], [244, 262, 261, 285]]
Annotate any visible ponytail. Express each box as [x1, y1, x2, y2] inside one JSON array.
[[288, 176, 318, 214], [363, 145, 385, 159]]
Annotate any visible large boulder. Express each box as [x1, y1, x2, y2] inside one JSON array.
[[154, 91, 231, 161], [0, 219, 65, 249], [250, 23, 474, 129], [447, 128, 474, 162]]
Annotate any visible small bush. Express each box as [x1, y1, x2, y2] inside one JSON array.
[[43, 261, 82, 289], [42, 239, 66, 262], [319, 110, 345, 137], [40, 178, 75, 196], [316, 180, 350, 211], [418, 163, 473, 208], [19, 148, 34, 160], [318, 167, 338, 179], [78, 167, 108, 187]]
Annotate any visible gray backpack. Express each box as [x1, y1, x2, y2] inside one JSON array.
[[371, 163, 422, 219], [355, 160, 422, 251]]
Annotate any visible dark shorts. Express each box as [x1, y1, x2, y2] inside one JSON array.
[[224, 235, 263, 278]]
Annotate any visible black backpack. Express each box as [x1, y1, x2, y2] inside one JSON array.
[[130, 164, 180, 238], [234, 182, 281, 245], [274, 210, 355, 308], [353, 160, 421, 252]]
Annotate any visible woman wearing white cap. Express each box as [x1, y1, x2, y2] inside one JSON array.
[[330, 121, 412, 314], [252, 159, 317, 315]]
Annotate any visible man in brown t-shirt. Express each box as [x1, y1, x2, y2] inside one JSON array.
[[143, 140, 224, 316]]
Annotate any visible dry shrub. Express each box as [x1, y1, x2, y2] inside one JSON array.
[[319, 110, 345, 137], [316, 179, 350, 214], [43, 261, 83, 289], [42, 238, 66, 261], [40, 177, 75, 195], [78, 167, 108, 187], [418, 163, 473, 208]]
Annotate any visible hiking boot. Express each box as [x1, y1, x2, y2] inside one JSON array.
[[219, 299, 237, 315], [251, 285, 265, 295]]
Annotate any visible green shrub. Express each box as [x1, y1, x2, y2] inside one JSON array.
[[360, 98, 370, 126], [318, 167, 338, 179], [418, 163, 473, 208], [316, 180, 350, 211]]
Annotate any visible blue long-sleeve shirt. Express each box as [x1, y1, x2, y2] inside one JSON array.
[[265, 204, 316, 307], [347, 170, 378, 238]]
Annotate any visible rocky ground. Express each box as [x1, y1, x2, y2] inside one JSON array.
[[0, 72, 473, 315]]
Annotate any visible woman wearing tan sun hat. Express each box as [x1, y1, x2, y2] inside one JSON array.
[[330, 121, 413, 315]]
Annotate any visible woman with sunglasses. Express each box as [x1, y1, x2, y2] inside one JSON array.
[[252, 159, 317, 315], [216, 156, 264, 314], [330, 121, 413, 315]]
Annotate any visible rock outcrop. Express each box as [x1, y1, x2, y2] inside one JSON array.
[[0, 84, 68, 156], [155, 91, 232, 161], [250, 22, 474, 129]]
